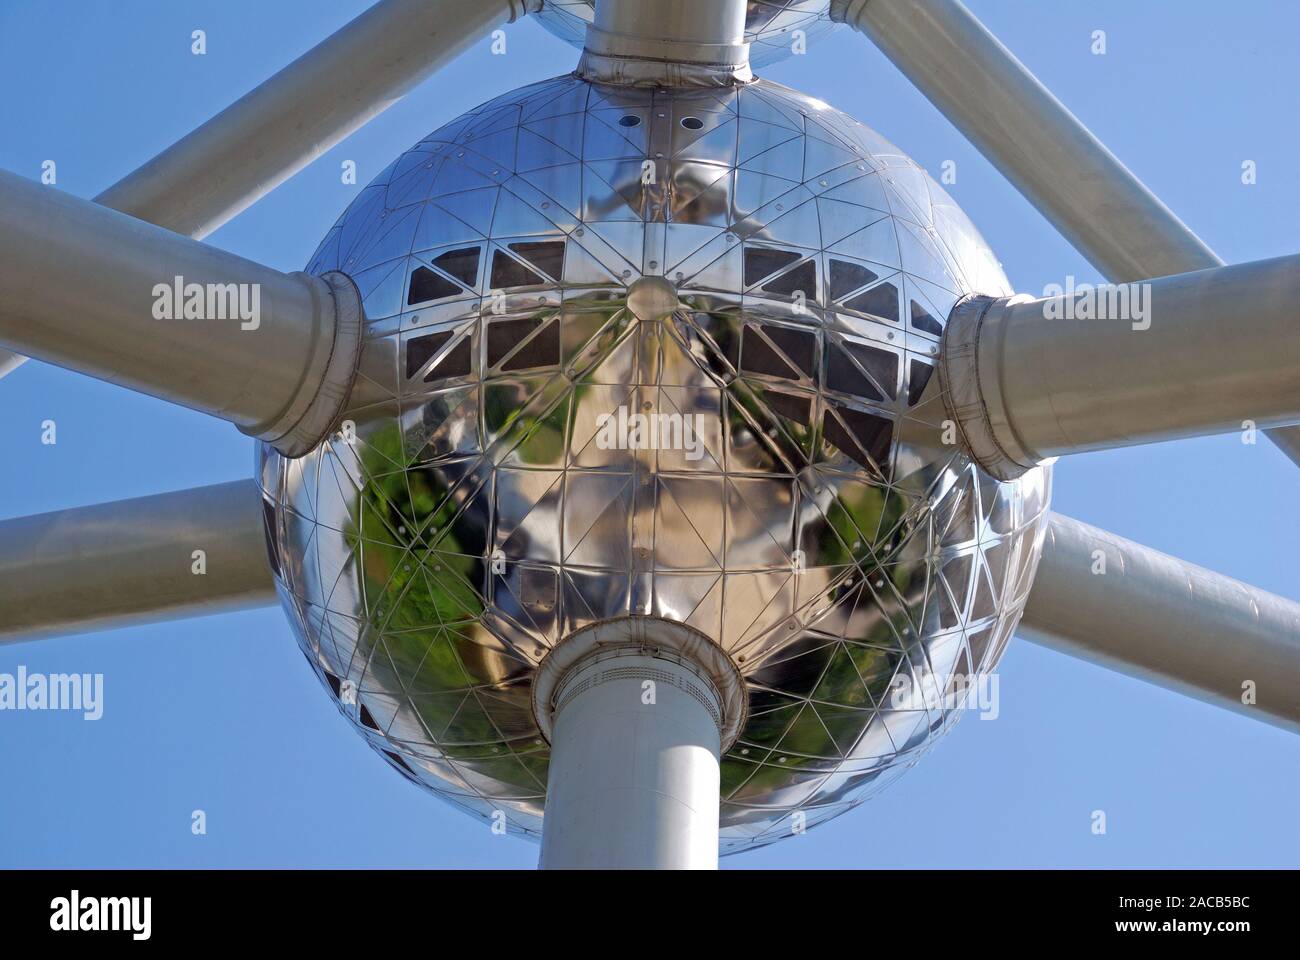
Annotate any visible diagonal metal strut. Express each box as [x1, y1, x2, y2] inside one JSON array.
[[1021, 513, 1300, 733], [0, 0, 535, 382], [831, 0, 1300, 465]]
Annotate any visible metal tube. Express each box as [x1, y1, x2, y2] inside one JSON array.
[[0, 0, 531, 382], [0, 481, 277, 644], [940, 254, 1300, 478], [97, 0, 531, 241], [580, 0, 751, 85], [0, 170, 361, 455], [831, 0, 1300, 465], [539, 647, 723, 869], [832, 0, 1218, 282], [1020, 513, 1300, 733]]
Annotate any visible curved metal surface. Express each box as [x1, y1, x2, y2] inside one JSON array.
[[579, 0, 753, 86], [0, 170, 360, 455], [539, 647, 723, 869], [537, 0, 841, 69], [941, 255, 1300, 474], [0, 0, 526, 385], [1021, 513, 1300, 733], [531, 617, 747, 751], [259, 73, 1052, 853], [0, 481, 275, 644]]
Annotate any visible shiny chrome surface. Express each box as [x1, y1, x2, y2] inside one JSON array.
[[0, 481, 275, 644], [941, 255, 1300, 478], [260, 73, 1052, 853], [538, 0, 841, 69], [579, 0, 753, 87], [831, 0, 1300, 466], [0, 170, 362, 455], [1022, 513, 1300, 733]]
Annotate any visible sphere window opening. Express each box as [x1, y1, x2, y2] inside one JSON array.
[[489, 240, 566, 290], [407, 245, 481, 306]]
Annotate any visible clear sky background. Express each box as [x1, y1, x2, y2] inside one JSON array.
[[1, 0, 1297, 868]]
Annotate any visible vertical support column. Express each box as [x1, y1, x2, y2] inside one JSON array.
[[539, 648, 723, 870], [579, 0, 752, 85]]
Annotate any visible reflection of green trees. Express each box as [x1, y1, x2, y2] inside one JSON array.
[[342, 363, 581, 769], [339, 307, 938, 803], [347, 422, 499, 751], [721, 475, 922, 800]]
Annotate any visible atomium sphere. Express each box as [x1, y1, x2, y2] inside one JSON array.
[[257, 72, 1052, 854], [533, 0, 842, 68]]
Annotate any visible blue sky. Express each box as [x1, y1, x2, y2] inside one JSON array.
[[1, 0, 1297, 868]]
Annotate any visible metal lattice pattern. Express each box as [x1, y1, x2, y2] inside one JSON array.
[[259, 73, 1051, 853]]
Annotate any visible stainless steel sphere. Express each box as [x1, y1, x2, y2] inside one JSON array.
[[258, 72, 1052, 854], [534, 0, 842, 68]]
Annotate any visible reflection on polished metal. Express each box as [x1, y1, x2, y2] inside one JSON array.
[[940, 254, 1300, 479], [1022, 514, 1300, 733], [0, 0, 534, 385], [538, 0, 841, 69], [0, 170, 362, 456], [537, 620, 738, 869], [6, 0, 1295, 871], [833, 0, 1300, 467], [259, 72, 1052, 853], [0, 481, 275, 644], [579, 0, 753, 86]]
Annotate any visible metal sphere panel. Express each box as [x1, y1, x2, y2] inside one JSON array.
[[534, 0, 842, 68], [259, 73, 1052, 854]]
